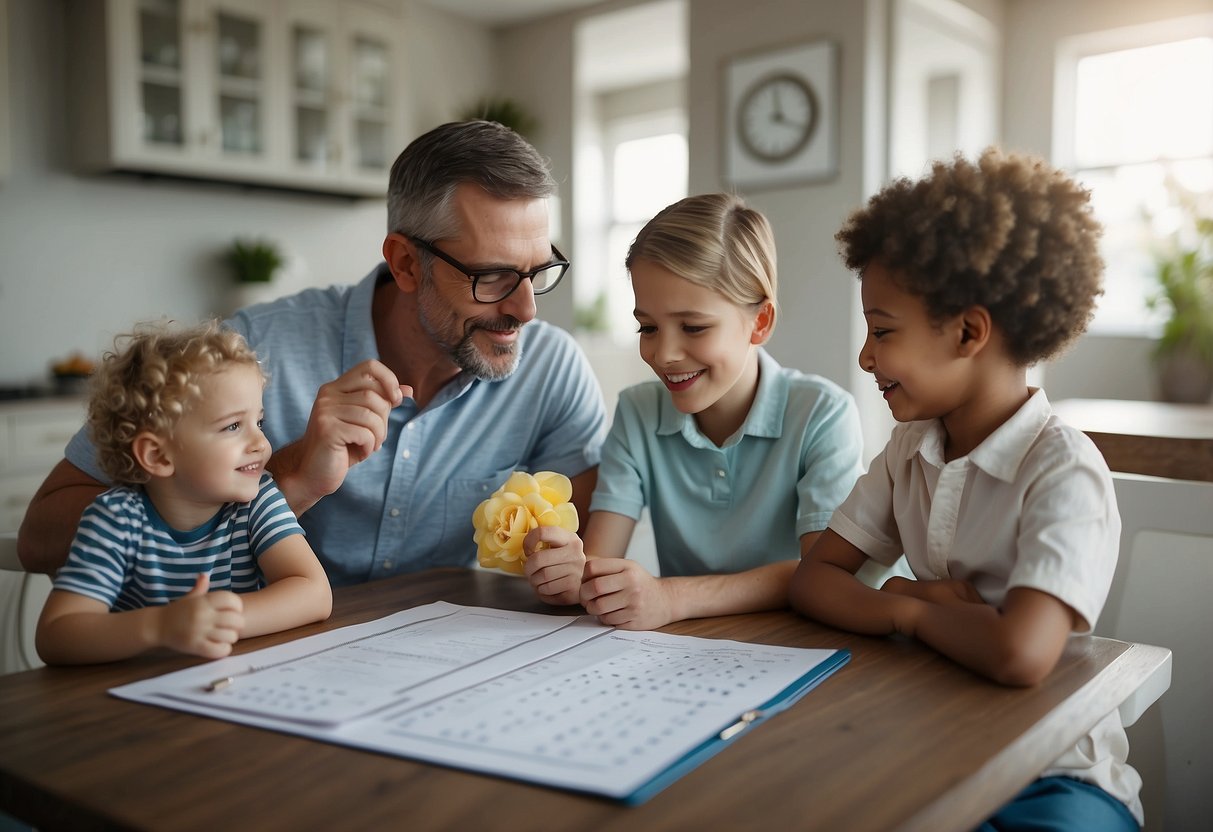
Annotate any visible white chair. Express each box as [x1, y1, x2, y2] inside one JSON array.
[[1096, 473, 1213, 831], [0, 532, 49, 673]]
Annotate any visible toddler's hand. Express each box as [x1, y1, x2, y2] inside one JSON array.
[[882, 575, 983, 607], [524, 526, 585, 606], [157, 574, 245, 658], [580, 558, 673, 630]]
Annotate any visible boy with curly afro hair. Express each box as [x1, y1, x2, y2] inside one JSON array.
[[36, 320, 331, 665], [790, 148, 1143, 830]]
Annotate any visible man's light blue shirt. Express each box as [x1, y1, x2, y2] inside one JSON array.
[[67, 264, 607, 587], [589, 349, 864, 577]]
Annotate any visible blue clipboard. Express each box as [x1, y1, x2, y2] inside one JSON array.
[[622, 648, 852, 805]]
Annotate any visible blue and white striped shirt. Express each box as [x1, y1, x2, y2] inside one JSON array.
[[54, 474, 304, 611]]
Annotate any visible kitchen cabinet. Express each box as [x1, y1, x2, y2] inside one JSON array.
[[279, 0, 399, 194], [0, 396, 86, 674], [68, 0, 405, 197], [0, 397, 86, 533]]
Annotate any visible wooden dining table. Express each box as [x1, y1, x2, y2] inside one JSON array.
[[1053, 397, 1213, 482], [0, 568, 1170, 832]]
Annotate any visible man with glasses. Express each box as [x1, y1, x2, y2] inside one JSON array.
[[20, 121, 607, 603]]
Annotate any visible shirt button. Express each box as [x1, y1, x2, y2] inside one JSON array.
[[389, 508, 400, 517], [402, 449, 412, 460], [407, 422, 415, 431], [382, 560, 393, 570], [716, 469, 726, 478]]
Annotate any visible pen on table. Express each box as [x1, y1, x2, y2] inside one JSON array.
[[719, 709, 762, 740], [206, 676, 235, 692]]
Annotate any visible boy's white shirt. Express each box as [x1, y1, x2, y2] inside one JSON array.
[[828, 388, 1143, 824]]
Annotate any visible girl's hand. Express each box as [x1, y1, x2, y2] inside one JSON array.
[[580, 558, 674, 630], [523, 527, 585, 606], [881, 575, 984, 607], [157, 574, 245, 658]]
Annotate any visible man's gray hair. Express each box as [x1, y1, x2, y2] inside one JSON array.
[[386, 120, 557, 242]]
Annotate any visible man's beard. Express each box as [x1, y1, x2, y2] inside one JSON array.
[[417, 278, 524, 381]]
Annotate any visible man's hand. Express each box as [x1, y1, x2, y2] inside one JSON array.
[[156, 574, 245, 659], [524, 526, 586, 606], [273, 360, 410, 513], [580, 558, 675, 630]]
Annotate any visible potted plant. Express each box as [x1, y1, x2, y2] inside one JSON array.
[[1146, 201, 1213, 403], [225, 238, 284, 284], [223, 237, 285, 314], [457, 96, 539, 140]]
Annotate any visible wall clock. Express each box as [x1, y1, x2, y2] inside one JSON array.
[[724, 40, 838, 189]]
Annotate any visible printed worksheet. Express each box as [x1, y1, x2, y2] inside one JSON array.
[[160, 604, 606, 725], [111, 602, 847, 802]]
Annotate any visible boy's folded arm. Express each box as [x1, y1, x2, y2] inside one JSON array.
[[37, 590, 157, 664], [239, 535, 333, 638], [908, 586, 1077, 687], [789, 528, 916, 635], [35, 585, 241, 664]]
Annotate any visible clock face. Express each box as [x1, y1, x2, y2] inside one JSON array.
[[736, 72, 819, 163]]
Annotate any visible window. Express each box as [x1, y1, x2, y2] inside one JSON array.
[[601, 119, 687, 343], [1055, 18, 1213, 334]]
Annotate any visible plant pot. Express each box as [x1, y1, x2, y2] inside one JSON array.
[[1155, 348, 1213, 403], [226, 281, 283, 317]]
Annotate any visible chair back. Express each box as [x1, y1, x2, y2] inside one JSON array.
[[1097, 474, 1213, 831]]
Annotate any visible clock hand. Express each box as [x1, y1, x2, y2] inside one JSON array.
[[771, 82, 785, 122]]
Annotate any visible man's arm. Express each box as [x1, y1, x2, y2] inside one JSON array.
[[17, 459, 105, 574], [567, 466, 597, 526]]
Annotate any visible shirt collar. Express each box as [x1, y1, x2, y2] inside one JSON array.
[[342, 262, 388, 373], [656, 348, 786, 447], [903, 388, 1053, 481]]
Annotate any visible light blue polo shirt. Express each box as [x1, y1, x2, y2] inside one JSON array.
[[589, 349, 864, 577], [66, 263, 607, 587]]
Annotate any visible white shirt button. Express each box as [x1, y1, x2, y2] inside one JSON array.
[[382, 560, 393, 570], [716, 469, 726, 478], [389, 508, 400, 518], [407, 422, 415, 430], [402, 449, 412, 460]]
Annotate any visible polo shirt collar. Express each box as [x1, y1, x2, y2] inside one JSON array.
[[655, 348, 787, 447], [904, 388, 1053, 482]]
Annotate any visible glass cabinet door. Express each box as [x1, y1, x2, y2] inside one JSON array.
[[349, 34, 389, 171], [291, 22, 333, 169], [209, 1, 268, 158], [136, 0, 185, 148]]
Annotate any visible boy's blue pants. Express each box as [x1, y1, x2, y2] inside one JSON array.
[[975, 776, 1139, 832]]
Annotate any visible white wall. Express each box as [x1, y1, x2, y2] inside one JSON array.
[[0, 0, 495, 387], [3, 0, 1201, 408]]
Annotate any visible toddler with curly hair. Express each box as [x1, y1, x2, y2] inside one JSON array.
[[36, 320, 331, 665], [789, 148, 1142, 830]]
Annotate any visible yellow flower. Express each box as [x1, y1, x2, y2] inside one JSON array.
[[473, 471, 579, 575]]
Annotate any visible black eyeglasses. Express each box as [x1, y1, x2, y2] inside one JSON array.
[[410, 237, 570, 303]]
